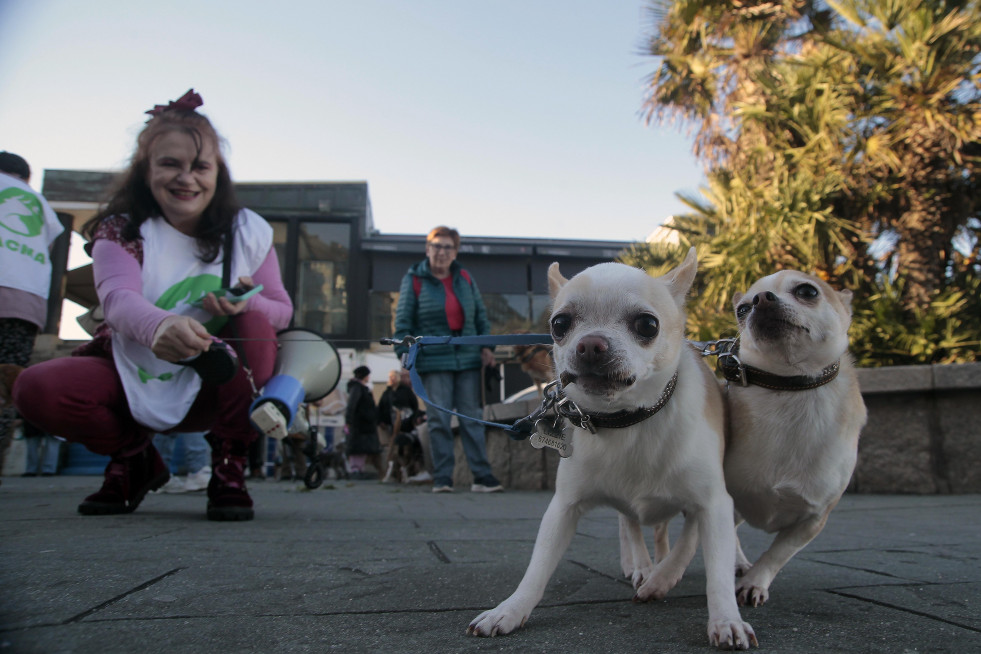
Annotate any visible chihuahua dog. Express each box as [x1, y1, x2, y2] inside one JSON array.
[[468, 249, 757, 650], [512, 342, 554, 395], [721, 271, 866, 607]]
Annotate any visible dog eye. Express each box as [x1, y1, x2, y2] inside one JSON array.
[[550, 314, 572, 340], [736, 304, 752, 319], [632, 314, 659, 339], [793, 284, 819, 300]]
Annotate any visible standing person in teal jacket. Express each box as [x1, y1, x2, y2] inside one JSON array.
[[393, 226, 503, 493]]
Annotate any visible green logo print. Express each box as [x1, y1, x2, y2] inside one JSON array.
[[0, 188, 44, 237], [138, 369, 175, 384], [156, 273, 228, 334]]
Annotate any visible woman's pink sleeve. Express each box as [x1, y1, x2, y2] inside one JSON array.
[[91, 239, 170, 348], [244, 247, 293, 330]]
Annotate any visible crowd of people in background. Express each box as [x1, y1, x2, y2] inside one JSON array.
[[2, 90, 510, 514]]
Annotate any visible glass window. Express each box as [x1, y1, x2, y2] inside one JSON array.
[[296, 222, 350, 335], [483, 292, 534, 334], [270, 221, 288, 280], [370, 291, 400, 341]]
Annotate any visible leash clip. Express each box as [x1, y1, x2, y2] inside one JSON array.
[[380, 335, 420, 347]]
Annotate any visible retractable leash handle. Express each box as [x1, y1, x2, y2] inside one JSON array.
[[380, 333, 553, 438]]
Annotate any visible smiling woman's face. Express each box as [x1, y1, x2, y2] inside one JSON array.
[[145, 130, 219, 234]]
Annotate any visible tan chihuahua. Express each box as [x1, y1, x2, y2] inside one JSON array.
[[722, 271, 867, 607], [468, 249, 757, 650]]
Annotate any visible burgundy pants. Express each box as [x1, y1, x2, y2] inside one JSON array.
[[13, 312, 278, 456]]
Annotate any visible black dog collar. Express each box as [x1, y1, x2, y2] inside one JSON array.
[[557, 371, 679, 431], [715, 339, 839, 391]]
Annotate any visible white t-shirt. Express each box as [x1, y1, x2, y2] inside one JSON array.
[[112, 209, 272, 431], [0, 172, 65, 299]]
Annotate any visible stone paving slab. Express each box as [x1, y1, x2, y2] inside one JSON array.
[[1, 476, 979, 653]]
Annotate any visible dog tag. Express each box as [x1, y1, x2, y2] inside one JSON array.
[[530, 418, 573, 458]]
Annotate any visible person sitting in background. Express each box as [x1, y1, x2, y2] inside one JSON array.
[[13, 89, 292, 521]]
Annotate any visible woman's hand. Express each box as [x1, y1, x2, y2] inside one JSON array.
[[199, 276, 256, 317], [481, 347, 496, 368], [151, 315, 213, 362]]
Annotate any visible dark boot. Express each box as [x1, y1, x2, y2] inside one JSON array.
[[78, 442, 169, 515], [206, 435, 254, 521]]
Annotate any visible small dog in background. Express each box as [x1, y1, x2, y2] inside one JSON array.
[[722, 271, 867, 607], [511, 343, 554, 395]]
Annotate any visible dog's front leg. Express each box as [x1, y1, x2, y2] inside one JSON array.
[[736, 507, 832, 607], [698, 496, 758, 650], [468, 496, 581, 637]]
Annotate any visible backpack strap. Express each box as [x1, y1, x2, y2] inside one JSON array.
[[413, 269, 473, 296]]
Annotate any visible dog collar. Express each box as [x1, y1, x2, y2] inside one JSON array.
[[714, 339, 840, 391], [556, 370, 679, 431]]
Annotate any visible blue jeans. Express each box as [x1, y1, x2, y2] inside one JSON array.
[[153, 431, 211, 474], [421, 368, 493, 486], [25, 435, 62, 475]]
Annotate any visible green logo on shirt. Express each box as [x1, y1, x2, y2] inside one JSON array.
[[0, 188, 44, 237]]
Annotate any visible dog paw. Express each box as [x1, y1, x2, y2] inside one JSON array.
[[735, 580, 770, 608], [735, 560, 753, 578], [708, 617, 758, 650], [467, 604, 528, 637], [627, 565, 654, 590], [633, 567, 682, 602]]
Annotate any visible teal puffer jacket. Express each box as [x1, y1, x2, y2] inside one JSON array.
[[393, 259, 491, 373]]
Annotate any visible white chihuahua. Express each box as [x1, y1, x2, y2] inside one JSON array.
[[722, 271, 867, 607], [467, 249, 757, 650]]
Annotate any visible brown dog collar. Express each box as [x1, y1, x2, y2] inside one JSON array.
[[714, 339, 840, 391]]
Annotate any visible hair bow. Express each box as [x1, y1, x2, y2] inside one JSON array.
[[145, 89, 204, 118]]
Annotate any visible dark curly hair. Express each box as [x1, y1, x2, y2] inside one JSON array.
[[83, 107, 240, 262]]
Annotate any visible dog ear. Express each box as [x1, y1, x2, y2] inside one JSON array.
[[547, 262, 567, 298], [732, 291, 744, 309], [662, 247, 697, 306]]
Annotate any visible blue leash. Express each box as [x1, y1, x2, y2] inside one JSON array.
[[381, 334, 553, 437]]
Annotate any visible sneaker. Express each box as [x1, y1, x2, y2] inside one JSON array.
[[407, 470, 433, 484], [160, 476, 187, 493], [432, 484, 454, 493], [183, 467, 211, 492], [471, 475, 503, 493]]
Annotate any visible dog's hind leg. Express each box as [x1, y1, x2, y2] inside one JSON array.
[[619, 514, 654, 589], [468, 496, 582, 637], [635, 514, 698, 602], [736, 505, 833, 608], [734, 522, 752, 577]]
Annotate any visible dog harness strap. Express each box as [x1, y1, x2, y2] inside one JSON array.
[[714, 339, 841, 391]]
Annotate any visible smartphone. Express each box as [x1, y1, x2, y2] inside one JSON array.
[[191, 284, 264, 307]]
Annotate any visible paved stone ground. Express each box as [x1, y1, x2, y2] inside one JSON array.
[[1, 476, 979, 653]]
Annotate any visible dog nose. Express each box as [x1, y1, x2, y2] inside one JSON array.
[[753, 291, 778, 306], [576, 334, 609, 363]]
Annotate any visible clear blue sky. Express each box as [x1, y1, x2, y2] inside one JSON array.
[[0, 0, 704, 243]]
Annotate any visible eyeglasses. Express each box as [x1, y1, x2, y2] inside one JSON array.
[[428, 243, 456, 252]]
